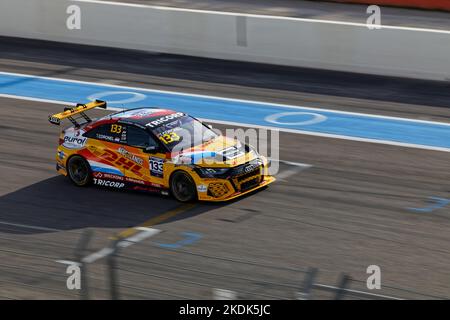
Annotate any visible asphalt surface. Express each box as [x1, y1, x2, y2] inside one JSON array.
[[104, 0, 450, 30], [0, 37, 450, 299]]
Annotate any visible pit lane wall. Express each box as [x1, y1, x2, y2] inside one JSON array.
[[329, 0, 450, 12], [0, 0, 450, 81]]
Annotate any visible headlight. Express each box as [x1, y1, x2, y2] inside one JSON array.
[[196, 167, 230, 178]]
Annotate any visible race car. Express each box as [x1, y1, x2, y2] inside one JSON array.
[[49, 100, 275, 202]]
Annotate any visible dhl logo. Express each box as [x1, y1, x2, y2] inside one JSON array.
[[89, 147, 144, 177]]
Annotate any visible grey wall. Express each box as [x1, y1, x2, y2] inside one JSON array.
[[1, 0, 449, 81]]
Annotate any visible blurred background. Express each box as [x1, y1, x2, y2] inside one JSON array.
[[0, 0, 449, 300]]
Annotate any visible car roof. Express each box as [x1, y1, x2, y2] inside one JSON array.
[[101, 107, 185, 127]]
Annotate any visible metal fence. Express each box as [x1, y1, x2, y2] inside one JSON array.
[[58, 230, 449, 300]]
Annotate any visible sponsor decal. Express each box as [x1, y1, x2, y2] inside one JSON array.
[[92, 150, 143, 177], [49, 116, 60, 125], [150, 182, 163, 188], [94, 172, 125, 181], [145, 112, 184, 128], [63, 135, 87, 149], [117, 147, 144, 166], [125, 177, 145, 185], [93, 172, 103, 178], [218, 145, 245, 160], [172, 154, 194, 165], [96, 133, 114, 141], [197, 184, 207, 193], [120, 130, 127, 142], [149, 157, 164, 178], [172, 151, 216, 165], [58, 151, 66, 160], [132, 185, 160, 193], [93, 178, 125, 188]]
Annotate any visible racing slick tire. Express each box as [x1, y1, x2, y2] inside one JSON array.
[[67, 155, 92, 187], [170, 171, 198, 202]]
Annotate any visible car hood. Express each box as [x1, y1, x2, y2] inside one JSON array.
[[170, 136, 258, 167]]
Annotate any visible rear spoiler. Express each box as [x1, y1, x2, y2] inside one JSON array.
[[48, 100, 107, 126]]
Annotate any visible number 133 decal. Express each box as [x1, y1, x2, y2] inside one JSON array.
[[149, 157, 164, 178], [110, 124, 122, 134]]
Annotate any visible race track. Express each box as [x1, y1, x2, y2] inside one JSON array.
[[0, 37, 449, 299]]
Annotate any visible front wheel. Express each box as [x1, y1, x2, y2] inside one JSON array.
[[67, 155, 92, 187], [170, 171, 197, 202]]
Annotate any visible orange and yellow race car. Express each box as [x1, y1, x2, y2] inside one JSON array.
[[49, 100, 275, 202]]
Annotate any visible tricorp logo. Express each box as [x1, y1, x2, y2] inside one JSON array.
[[93, 178, 125, 188]]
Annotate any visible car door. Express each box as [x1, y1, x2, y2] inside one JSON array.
[[123, 125, 167, 187], [82, 123, 127, 178]]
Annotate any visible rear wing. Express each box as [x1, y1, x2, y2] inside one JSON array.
[[48, 100, 107, 126]]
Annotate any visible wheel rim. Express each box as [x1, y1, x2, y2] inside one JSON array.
[[69, 158, 89, 185], [173, 174, 194, 201]]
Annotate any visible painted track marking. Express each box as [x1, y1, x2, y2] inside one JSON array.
[[407, 196, 450, 213], [1, 71, 449, 153], [114, 203, 196, 240], [270, 159, 312, 181], [56, 227, 161, 265], [156, 232, 202, 249], [0, 221, 62, 232]]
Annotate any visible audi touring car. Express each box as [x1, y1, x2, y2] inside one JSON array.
[[49, 100, 275, 202]]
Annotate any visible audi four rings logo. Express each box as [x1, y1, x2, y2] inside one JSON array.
[[244, 164, 257, 173]]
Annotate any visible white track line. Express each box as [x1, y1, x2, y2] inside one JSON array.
[[117, 227, 161, 249], [270, 159, 313, 168], [0, 220, 62, 232], [82, 247, 115, 264], [56, 227, 161, 265], [55, 260, 80, 266], [275, 168, 308, 181], [1, 93, 449, 153], [213, 288, 238, 300], [314, 284, 404, 300], [270, 159, 313, 181], [1, 72, 449, 126]]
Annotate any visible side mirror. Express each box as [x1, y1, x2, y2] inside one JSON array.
[[144, 145, 158, 154]]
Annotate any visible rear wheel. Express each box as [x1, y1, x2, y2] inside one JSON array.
[[170, 171, 197, 202], [67, 155, 92, 187]]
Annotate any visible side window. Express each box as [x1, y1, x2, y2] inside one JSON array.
[[127, 126, 158, 148], [85, 123, 126, 143]]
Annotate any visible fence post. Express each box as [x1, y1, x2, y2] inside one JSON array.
[[334, 274, 351, 300], [296, 267, 318, 300], [74, 229, 93, 300], [107, 239, 121, 300]]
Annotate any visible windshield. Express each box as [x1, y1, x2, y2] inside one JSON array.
[[151, 115, 218, 151]]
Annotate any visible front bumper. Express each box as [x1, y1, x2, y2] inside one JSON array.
[[196, 158, 275, 201], [197, 174, 275, 202]]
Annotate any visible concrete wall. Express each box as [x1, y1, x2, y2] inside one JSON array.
[[330, 0, 450, 12], [0, 0, 449, 81]]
